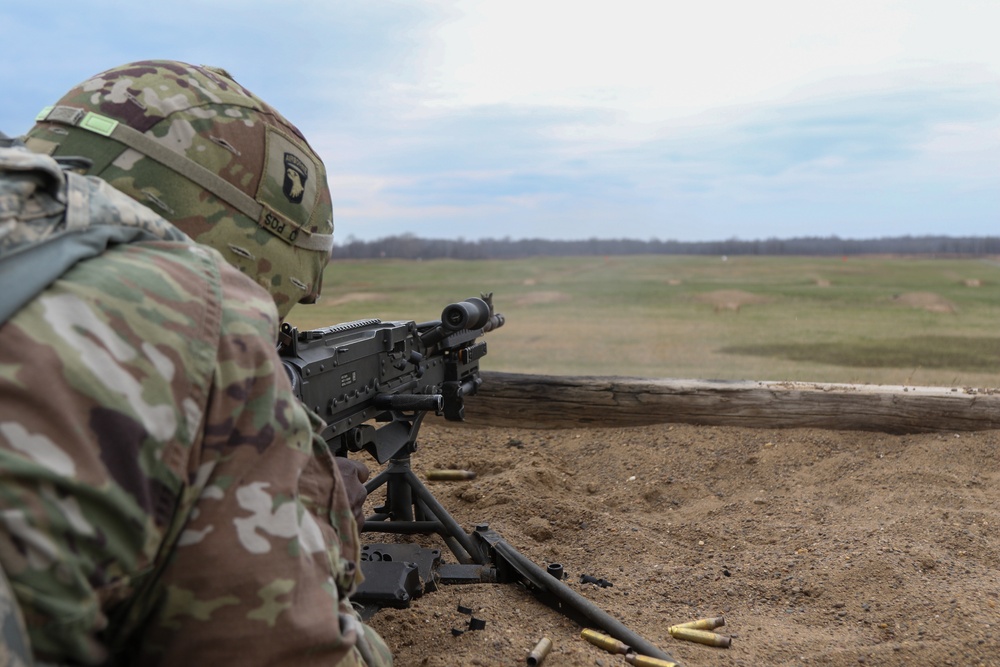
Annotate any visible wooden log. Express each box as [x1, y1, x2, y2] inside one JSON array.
[[460, 371, 1000, 434]]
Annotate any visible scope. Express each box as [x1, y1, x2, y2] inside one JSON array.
[[440, 297, 491, 331]]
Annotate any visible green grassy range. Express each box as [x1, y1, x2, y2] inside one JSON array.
[[287, 255, 1000, 388]]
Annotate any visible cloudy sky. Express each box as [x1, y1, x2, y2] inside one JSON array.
[[2, 1, 997, 243]]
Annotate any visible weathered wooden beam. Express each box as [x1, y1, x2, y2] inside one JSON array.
[[461, 371, 1000, 433]]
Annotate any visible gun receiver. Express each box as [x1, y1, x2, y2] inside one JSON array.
[[278, 294, 504, 463]]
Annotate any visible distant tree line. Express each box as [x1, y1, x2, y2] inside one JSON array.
[[331, 234, 1000, 260]]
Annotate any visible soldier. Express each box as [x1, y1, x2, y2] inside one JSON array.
[[0, 62, 391, 665]]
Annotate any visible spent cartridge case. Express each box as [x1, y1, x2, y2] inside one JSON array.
[[581, 628, 629, 655], [526, 637, 552, 666], [668, 626, 732, 648], [426, 469, 476, 481], [625, 652, 682, 667], [672, 616, 725, 631]]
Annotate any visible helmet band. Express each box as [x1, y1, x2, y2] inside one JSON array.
[[37, 105, 334, 254]]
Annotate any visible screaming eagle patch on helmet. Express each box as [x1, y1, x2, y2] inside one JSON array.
[[261, 128, 319, 219], [283, 152, 308, 204], [254, 127, 325, 248]]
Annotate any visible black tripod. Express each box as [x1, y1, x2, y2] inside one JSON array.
[[355, 413, 676, 663]]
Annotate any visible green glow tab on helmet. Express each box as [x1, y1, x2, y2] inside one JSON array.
[[79, 112, 119, 137], [35, 106, 54, 122]]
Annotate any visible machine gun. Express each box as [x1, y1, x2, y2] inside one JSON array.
[[278, 294, 503, 464], [277, 294, 676, 664]]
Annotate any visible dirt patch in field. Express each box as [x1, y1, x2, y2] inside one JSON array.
[[362, 420, 1000, 667], [514, 291, 571, 306], [889, 292, 957, 314], [693, 290, 770, 313]]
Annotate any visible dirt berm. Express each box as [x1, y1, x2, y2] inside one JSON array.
[[363, 419, 1000, 666]]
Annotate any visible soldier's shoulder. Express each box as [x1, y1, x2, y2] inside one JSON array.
[[105, 241, 281, 340]]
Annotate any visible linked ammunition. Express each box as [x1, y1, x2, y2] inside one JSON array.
[[624, 652, 682, 667], [526, 637, 552, 666], [672, 616, 725, 631], [668, 626, 732, 648], [581, 628, 629, 655], [426, 469, 476, 481]]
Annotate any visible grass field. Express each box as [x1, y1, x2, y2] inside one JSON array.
[[285, 255, 1000, 387]]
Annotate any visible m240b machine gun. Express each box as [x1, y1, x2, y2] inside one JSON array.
[[278, 294, 503, 464], [277, 294, 676, 664]]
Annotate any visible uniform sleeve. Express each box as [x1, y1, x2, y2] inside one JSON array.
[[0, 241, 389, 666], [132, 260, 391, 667]]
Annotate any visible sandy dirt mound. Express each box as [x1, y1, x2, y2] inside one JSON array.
[[363, 420, 1000, 667], [889, 292, 957, 314], [693, 290, 770, 313]]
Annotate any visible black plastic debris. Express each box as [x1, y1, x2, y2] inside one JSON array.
[[580, 574, 614, 588]]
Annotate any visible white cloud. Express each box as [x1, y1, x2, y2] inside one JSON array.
[[3, 0, 998, 242], [418, 1, 948, 117]]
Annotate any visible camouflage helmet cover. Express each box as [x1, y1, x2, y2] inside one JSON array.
[[25, 60, 334, 319]]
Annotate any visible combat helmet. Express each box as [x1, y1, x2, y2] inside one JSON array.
[[25, 60, 334, 319]]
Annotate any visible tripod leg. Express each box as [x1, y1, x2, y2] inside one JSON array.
[[365, 459, 415, 521], [404, 468, 483, 563], [360, 456, 486, 565]]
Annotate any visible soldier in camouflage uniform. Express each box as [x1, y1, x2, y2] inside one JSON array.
[[0, 62, 391, 665]]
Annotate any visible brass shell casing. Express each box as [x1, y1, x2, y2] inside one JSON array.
[[624, 652, 682, 667], [672, 616, 725, 631], [425, 469, 477, 481], [526, 637, 552, 666], [581, 628, 629, 654], [668, 626, 732, 648]]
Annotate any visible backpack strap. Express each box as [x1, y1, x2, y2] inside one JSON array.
[[0, 146, 188, 325]]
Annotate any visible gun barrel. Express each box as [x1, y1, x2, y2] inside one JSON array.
[[482, 313, 505, 333]]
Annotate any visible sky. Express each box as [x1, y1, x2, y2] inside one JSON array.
[[1, 1, 997, 243]]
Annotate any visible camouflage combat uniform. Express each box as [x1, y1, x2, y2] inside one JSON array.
[[0, 148, 391, 665]]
